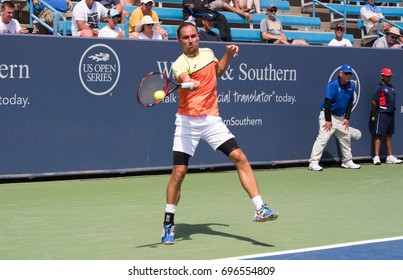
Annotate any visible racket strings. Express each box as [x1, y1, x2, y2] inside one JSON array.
[[138, 73, 169, 106]]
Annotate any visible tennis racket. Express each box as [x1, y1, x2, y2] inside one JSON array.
[[137, 72, 193, 107]]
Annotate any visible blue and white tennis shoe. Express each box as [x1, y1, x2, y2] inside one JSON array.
[[162, 224, 175, 245], [253, 204, 278, 222]]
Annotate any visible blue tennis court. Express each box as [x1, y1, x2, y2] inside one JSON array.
[[241, 236, 403, 260]]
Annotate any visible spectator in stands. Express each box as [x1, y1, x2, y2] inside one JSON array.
[[198, 12, 221, 41], [183, 0, 232, 41], [128, 0, 167, 39], [328, 24, 352, 47], [208, 0, 252, 22], [372, 27, 403, 49], [0, 1, 29, 34], [131, 15, 165, 39], [239, 0, 264, 14], [183, 0, 210, 24], [72, 0, 108, 36], [32, 0, 74, 34], [98, 8, 125, 37], [260, 4, 308, 45], [97, 0, 129, 23], [360, 0, 391, 35]]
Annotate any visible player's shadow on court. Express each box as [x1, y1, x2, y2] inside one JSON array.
[[136, 223, 274, 248]]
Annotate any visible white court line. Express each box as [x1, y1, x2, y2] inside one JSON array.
[[219, 235, 403, 260]]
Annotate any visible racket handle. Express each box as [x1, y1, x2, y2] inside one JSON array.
[[180, 82, 193, 89]]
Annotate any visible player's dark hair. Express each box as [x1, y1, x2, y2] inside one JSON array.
[[176, 21, 197, 39]]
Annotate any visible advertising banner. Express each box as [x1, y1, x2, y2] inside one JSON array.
[[1, 35, 402, 179]]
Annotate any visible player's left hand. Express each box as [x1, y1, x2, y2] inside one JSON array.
[[226, 45, 239, 57]]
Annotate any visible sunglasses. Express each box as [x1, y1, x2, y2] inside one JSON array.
[[269, 9, 277, 12], [343, 72, 352, 75], [146, 23, 154, 26], [111, 17, 121, 20], [390, 35, 400, 40]]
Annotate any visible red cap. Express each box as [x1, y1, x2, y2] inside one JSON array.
[[381, 68, 393, 76]]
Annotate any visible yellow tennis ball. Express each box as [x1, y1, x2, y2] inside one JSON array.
[[154, 90, 165, 101]]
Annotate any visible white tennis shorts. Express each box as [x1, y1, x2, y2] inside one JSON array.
[[172, 114, 235, 156]]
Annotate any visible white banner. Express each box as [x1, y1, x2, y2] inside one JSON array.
[[0, 260, 402, 280]]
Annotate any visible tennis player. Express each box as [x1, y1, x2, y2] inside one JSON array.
[[161, 22, 278, 245]]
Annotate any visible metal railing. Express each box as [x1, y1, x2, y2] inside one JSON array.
[[27, 0, 68, 36], [311, 0, 347, 32], [376, 17, 403, 38]]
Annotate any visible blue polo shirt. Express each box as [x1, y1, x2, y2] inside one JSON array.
[[373, 82, 396, 113], [320, 78, 355, 116]]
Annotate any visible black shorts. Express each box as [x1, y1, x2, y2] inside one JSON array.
[[374, 112, 395, 136]]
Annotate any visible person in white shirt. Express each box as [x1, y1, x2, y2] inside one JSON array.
[[98, 9, 125, 38], [328, 24, 352, 47], [71, 0, 108, 36], [0, 1, 29, 34], [132, 15, 164, 40], [360, 0, 391, 35]]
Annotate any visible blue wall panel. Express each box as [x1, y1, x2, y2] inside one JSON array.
[[1, 35, 402, 179]]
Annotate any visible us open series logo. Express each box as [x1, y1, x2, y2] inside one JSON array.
[[328, 65, 361, 112], [79, 44, 120, 96]]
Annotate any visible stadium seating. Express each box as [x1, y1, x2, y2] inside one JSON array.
[[122, 7, 322, 29], [357, 18, 403, 45], [327, 3, 403, 18], [162, 24, 355, 44], [56, 5, 320, 36], [304, 0, 403, 29], [32, 0, 353, 45], [58, 21, 128, 37], [301, 0, 402, 9], [356, 19, 377, 43], [254, 0, 291, 11], [220, 11, 321, 28], [307, 1, 403, 44], [153, 0, 291, 11], [395, 21, 403, 28], [343, 0, 402, 4]]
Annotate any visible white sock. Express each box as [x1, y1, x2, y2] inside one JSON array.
[[165, 204, 177, 213], [252, 195, 264, 211]]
